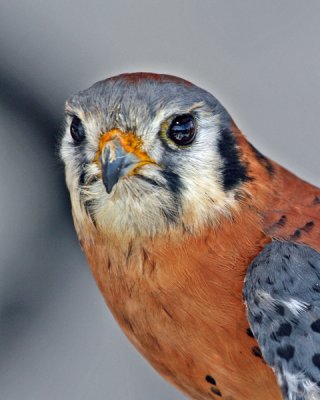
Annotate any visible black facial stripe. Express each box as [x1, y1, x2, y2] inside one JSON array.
[[160, 170, 183, 224], [217, 126, 252, 191], [161, 170, 183, 195]]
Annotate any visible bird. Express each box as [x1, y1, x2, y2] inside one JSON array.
[[60, 72, 320, 400]]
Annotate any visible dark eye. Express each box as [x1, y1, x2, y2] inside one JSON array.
[[70, 116, 85, 143], [167, 114, 196, 146]]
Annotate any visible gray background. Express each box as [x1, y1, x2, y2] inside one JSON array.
[[1, 1, 319, 399]]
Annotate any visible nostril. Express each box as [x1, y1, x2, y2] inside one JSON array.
[[101, 143, 112, 164]]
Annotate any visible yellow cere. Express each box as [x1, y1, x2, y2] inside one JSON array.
[[95, 129, 156, 174]]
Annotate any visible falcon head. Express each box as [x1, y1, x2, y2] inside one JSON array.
[[60, 73, 251, 240]]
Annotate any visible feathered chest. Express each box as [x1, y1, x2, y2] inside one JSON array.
[[81, 227, 282, 400]]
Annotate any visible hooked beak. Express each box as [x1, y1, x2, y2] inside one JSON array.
[[98, 129, 155, 194]]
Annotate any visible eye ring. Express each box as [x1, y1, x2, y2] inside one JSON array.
[[167, 114, 196, 146], [70, 116, 85, 143]]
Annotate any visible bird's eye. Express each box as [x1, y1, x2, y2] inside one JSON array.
[[70, 116, 85, 143], [167, 114, 196, 146]]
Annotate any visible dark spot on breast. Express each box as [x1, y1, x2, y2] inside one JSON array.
[[311, 319, 320, 333], [277, 345, 295, 361], [246, 327, 254, 338], [276, 323, 292, 337], [284, 254, 290, 260], [290, 229, 301, 239], [270, 215, 287, 232], [211, 387, 222, 396], [291, 221, 315, 239], [277, 215, 287, 227], [303, 221, 315, 232], [313, 284, 320, 293], [275, 304, 285, 316], [248, 143, 275, 175], [217, 126, 252, 191], [313, 196, 320, 205], [313, 354, 320, 369], [205, 375, 216, 385], [252, 346, 263, 358], [276, 215, 288, 228]]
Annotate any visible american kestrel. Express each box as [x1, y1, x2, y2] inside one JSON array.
[[60, 73, 320, 400]]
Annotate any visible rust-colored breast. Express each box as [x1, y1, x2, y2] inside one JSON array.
[[81, 129, 320, 400], [83, 209, 283, 399]]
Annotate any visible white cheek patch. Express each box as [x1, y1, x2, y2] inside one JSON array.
[[61, 97, 241, 240], [175, 113, 237, 229]]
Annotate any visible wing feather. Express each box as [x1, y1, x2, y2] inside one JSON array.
[[244, 241, 320, 400]]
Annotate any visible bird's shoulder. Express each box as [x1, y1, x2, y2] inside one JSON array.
[[261, 163, 320, 252]]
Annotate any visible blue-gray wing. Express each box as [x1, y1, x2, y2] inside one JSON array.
[[243, 240, 320, 400]]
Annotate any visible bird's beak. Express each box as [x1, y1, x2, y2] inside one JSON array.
[[97, 129, 155, 194]]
